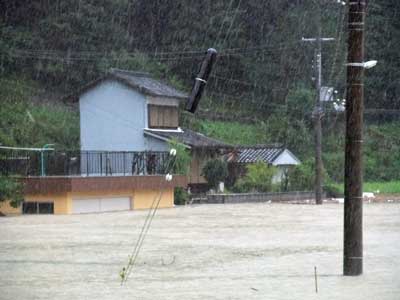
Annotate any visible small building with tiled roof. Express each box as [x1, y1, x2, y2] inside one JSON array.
[[232, 145, 300, 165], [227, 145, 301, 185]]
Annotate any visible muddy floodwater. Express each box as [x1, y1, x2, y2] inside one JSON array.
[[0, 203, 399, 300]]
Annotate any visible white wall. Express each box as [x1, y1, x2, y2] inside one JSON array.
[[80, 80, 168, 152], [272, 166, 287, 184], [272, 149, 300, 166]]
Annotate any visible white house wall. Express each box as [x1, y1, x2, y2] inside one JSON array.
[[272, 167, 287, 184], [272, 149, 301, 166], [80, 80, 168, 152]]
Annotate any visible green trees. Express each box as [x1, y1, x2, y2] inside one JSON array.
[[168, 140, 191, 175], [0, 177, 23, 208], [0, 0, 398, 111], [0, 0, 399, 187], [0, 79, 79, 149], [202, 159, 228, 190], [233, 162, 277, 193]]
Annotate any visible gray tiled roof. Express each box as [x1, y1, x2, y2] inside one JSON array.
[[65, 69, 188, 102], [109, 69, 188, 99], [235, 146, 284, 163], [144, 128, 232, 149]]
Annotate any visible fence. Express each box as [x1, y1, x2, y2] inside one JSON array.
[[0, 150, 171, 177], [191, 191, 325, 204]]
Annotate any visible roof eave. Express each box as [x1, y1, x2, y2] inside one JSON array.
[[143, 131, 192, 149], [63, 72, 188, 103]]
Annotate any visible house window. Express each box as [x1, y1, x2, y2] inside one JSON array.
[[148, 105, 178, 129], [22, 202, 54, 214]]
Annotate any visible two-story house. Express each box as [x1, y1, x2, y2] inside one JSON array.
[[74, 68, 230, 190]]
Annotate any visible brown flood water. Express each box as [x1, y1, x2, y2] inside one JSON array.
[[0, 203, 399, 300]]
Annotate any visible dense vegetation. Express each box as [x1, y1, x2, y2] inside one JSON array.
[[0, 78, 79, 149], [0, 1, 399, 192]]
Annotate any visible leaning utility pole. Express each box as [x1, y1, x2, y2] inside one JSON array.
[[343, 0, 366, 276], [302, 3, 334, 205]]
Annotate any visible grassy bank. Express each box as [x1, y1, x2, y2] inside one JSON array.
[[332, 181, 400, 195], [0, 78, 79, 149]]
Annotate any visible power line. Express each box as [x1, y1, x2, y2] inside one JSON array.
[[6, 40, 305, 62]]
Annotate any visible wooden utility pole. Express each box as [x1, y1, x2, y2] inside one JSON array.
[[343, 0, 366, 276], [302, 2, 334, 205], [314, 27, 323, 205]]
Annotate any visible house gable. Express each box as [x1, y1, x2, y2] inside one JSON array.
[[271, 149, 301, 166]]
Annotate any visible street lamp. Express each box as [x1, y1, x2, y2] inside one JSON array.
[[346, 60, 378, 69]]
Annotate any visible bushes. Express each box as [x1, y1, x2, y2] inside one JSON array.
[[168, 140, 191, 175], [232, 162, 277, 193], [324, 183, 344, 198], [202, 159, 228, 190], [287, 159, 346, 196], [287, 159, 315, 191], [0, 79, 79, 149], [0, 176, 24, 208], [174, 187, 189, 205]]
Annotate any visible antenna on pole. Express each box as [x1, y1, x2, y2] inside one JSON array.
[[185, 48, 218, 113]]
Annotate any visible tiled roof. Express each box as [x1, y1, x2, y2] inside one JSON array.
[[235, 146, 284, 164], [144, 128, 232, 149], [109, 69, 188, 99], [65, 69, 188, 101]]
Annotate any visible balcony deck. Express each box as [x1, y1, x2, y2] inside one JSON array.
[[1, 150, 172, 177]]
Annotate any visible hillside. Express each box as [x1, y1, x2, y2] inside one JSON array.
[[1, 0, 399, 185]]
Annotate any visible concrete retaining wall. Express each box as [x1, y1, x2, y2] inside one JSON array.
[[191, 191, 324, 204]]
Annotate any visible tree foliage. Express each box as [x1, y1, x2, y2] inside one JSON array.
[[0, 78, 79, 149], [0, 0, 399, 185], [168, 140, 191, 175], [233, 161, 277, 193], [0, 176, 24, 207], [202, 159, 228, 189], [1, 0, 398, 110]]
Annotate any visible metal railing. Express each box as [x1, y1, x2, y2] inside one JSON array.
[[0, 150, 171, 177]]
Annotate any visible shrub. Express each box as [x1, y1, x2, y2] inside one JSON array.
[[174, 187, 189, 205], [288, 159, 315, 191], [0, 176, 24, 208], [202, 159, 228, 190], [324, 183, 344, 198], [232, 161, 277, 193], [168, 140, 191, 175]]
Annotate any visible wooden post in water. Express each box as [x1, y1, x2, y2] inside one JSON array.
[[343, 0, 366, 276]]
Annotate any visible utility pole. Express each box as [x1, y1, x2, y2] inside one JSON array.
[[302, 3, 334, 205], [343, 0, 366, 276]]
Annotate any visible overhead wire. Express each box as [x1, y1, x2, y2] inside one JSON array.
[[120, 155, 177, 285]]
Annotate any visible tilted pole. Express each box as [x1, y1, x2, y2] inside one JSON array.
[[186, 48, 218, 113], [343, 0, 366, 276]]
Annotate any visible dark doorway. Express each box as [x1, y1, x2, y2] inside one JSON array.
[[22, 202, 54, 214]]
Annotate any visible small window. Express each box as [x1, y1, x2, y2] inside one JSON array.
[[38, 203, 54, 214], [22, 202, 54, 214], [22, 202, 37, 214], [148, 105, 178, 129]]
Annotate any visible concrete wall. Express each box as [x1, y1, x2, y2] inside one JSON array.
[[134, 189, 174, 209], [0, 188, 175, 215], [25, 194, 70, 214], [80, 80, 168, 152], [193, 191, 325, 204]]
